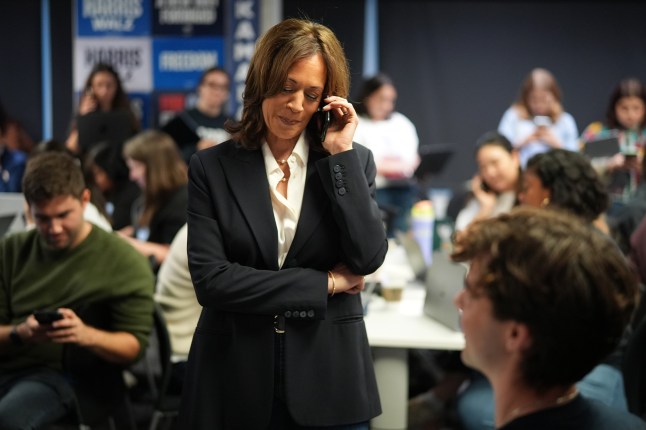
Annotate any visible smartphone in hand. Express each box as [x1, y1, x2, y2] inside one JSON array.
[[34, 310, 63, 324], [533, 115, 552, 128], [316, 105, 331, 143]]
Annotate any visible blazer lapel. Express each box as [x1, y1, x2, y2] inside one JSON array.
[[285, 150, 328, 262], [220, 148, 279, 270]]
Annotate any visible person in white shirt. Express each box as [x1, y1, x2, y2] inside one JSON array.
[[353, 73, 420, 236]]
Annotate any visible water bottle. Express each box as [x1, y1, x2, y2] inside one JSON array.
[[411, 200, 434, 266]]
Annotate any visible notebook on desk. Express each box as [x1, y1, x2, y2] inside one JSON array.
[[423, 251, 466, 332]]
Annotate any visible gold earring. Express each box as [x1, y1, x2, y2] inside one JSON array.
[[541, 197, 550, 208]]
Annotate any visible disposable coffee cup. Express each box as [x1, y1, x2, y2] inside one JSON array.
[[381, 279, 405, 302]]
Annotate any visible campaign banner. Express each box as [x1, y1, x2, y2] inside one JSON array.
[[153, 91, 197, 127], [76, 0, 151, 36], [152, 37, 224, 90], [153, 0, 224, 36], [225, 0, 259, 119], [74, 37, 153, 93]]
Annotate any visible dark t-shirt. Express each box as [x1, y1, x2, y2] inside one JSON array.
[[500, 395, 646, 430], [161, 108, 230, 163]]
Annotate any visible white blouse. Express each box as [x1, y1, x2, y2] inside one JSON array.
[[262, 133, 309, 268]]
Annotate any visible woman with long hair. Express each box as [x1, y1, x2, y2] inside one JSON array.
[[119, 130, 187, 267], [66, 63, 139, 155]]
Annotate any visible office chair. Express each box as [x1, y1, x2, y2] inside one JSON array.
[[148, 303, 181, 430]]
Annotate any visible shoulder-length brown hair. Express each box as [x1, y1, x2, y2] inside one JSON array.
[[226, 18, 350, 151], [513, 68, 564, 122], [123, 130, 187, 226]]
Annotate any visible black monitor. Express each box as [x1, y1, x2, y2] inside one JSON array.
[[76, 111, 134, 155], [414, 143, 454, 181]]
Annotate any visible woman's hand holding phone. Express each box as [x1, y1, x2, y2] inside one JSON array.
[[471, 174, 497, 210], [78, 88, 98, 115], [319, 95, 358, 155]]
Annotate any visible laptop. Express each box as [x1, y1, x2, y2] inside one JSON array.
[[583, 136, 620, 158], [423, 250, 466, 331], [76, 111, 134, 155], [0, 192, 26, 236], [414, 144, 454, 182], [395, 230, 427, 281]]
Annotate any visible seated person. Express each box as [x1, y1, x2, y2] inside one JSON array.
[[455, 131, 521, 232], [154, 223, 200, 390], [65, 62, 139, 156], [0, 151, 154, 429], [498, 68, 579, 168], [84, 142, 141, 231], [0, 97, 34, 154], [0, 141, 26, 193], [452, 208, 645, 429], [455, 150, 627, 429], [580, 78, 646, 203], [119, 130, 188, 268], [28, 139, 113, 232], [353, 73, 420, 236], [161, 66, 232, 164]]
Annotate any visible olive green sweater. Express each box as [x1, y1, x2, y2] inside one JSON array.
[[0, 225, 154, 371]]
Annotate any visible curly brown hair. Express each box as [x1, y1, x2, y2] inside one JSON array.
[[525, 149, 608, 222], [452, 207, 638, 392]]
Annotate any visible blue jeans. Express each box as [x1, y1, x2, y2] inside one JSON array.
[[0, 367, 75, 430], [377, 185, 417, 238], [456, 364, 627, 430]]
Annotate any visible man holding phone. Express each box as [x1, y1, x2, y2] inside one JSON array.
[[0, 151, 154, 429]]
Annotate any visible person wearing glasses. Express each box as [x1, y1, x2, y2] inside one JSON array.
[[161, 67, 232, 163]]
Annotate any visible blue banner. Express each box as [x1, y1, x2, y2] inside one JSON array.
[[76, 0, 151, 36], [225, 0, 259, 119], [152, 37, 224, 90], [152, 0, 224, 36]]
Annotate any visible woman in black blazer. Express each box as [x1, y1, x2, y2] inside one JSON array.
[[177, 18, 388, 430]]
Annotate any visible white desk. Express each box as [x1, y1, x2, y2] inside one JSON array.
[[364, 284, 465, 430]]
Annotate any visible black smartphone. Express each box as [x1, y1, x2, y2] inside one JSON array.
[[34, 310, 63, 324], [316, 105, 331, 143], [480, 180, 492, 193]]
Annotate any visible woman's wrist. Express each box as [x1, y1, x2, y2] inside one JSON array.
[[328, 271, 336, 296]]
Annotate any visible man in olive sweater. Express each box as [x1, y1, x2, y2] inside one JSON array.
[[0, 151, 154, 429]]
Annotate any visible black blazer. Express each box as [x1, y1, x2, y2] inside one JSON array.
[[178, 140, 388, 429]]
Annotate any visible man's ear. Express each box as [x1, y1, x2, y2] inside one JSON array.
[[80, 188, 91, 208], [505, 321, 532, 352]]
